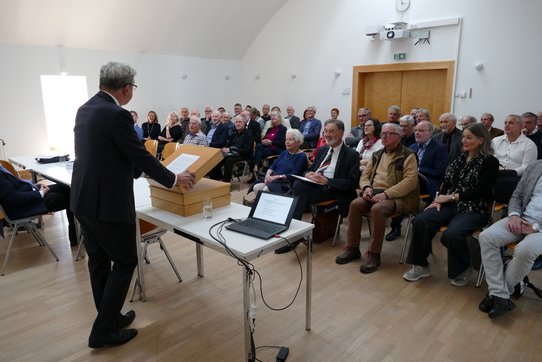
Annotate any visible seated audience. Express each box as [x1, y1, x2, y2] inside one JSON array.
[[183, 115, 209, 146], [280, 119, 359, 254], [415, 108, 431, 124], [206, 111, 229, 149], [387, 105, 401, 124], [403, 123, 498, 286], [253, 129, 307, 194], [0, 164, 76, 246], [410, 108, 420, 118], [178, 107, 190, 136], [222, 112, 236, 137], [335, 123, 419, 273], [142, 110, 160, 140], [253, 111, 287, 173], [299, 106, 322, 148], [355, 118, 383, 172], [131, 111, 144, 141], [243, 109, 261, 144], [261, 104, 271, 123], [330, 107, 339, 120], [478, 160, 542, 319], [460, 115, 477, 130], [211, 115, 254, 182], [285, 105, 300, 130], [345, 107, 371, 148], [157, 111, 183, 153], [434, 113, 463, 163], [492, 114, 537, 177], [233, 103, 243, 118], [537, 112, 542, 132], [480, 112, 504, 139], [249, 107, 265, 130], [201, 105, 213, 133], [522, 112, 542, 159], [399, 115, 416, 146]]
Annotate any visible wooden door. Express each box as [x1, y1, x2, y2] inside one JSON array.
[[352, 61, 454, 126]]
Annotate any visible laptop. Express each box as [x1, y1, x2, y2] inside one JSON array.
[[226, 191, 298, 239]]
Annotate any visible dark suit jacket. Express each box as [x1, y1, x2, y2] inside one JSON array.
[[433, 127, 463, 164], [308, 144, 360, 216], [209, 122, 229, 148], [299, 118, 322, 147], [288, 115, 300, 130], [410, 140, 449, 197], [246, 120, 261, 143], [489, 127, 504, 139], [70, 91, 175, 224], [526, 131, 542, 159], [0, 170, 48, 220]]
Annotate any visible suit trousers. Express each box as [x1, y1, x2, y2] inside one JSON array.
[[346, 197, 396, 254], [406, 203, 488, 278], [43, 183, 76, 242], [78, 216, 138, 335], [479, 217, 542, 299], [291, 180, 334, 220]]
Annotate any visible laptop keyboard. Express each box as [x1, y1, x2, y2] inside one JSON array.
[[235, 219, 283, 234]]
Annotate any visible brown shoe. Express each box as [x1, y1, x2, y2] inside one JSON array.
[[335, 246, 361, 265], [360, 251, 381, 274]]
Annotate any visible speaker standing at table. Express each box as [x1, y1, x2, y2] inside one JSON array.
[[71, 61, 196, 349]]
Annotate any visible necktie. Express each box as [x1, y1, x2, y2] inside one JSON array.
[[317, 149, 333, 173]]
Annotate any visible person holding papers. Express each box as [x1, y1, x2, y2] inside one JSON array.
[[275, 119, 359, 254], [335, 123, 419, 274], [71, 62, 195, 349]]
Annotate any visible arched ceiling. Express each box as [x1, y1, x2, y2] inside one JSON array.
[[0, 0, 288, 59]]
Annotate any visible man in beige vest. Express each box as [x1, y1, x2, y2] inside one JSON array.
[[335, 123, 419, 273]]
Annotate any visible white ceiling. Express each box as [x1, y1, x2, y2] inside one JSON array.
[[0, 0, 288, 59]]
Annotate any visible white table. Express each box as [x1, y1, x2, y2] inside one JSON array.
[[10, 155, 315, 360], [133, 179, 314, 359]]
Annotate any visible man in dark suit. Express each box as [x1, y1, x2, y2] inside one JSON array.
[[71, 62, 195, 349], [242, 109, 261, 143], [275, 119, 359, 254], [298, 106, 322, 148], [206, 111, 229, 148], [0, 165, 75, 243], [481, 112, 504, 139], [433, 112, 463, 163], [522, 112, 542, 159], [285, 105, 300, 130]]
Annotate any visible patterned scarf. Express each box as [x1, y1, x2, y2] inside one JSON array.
[[360, 135, 378, 158], [442, 152, 487, 214]]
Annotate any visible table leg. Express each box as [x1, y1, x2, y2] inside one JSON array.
[[306, 232, 312, 331], [135, 219, 147, 302], [243, 267, 251, 361], [196, 243, 204, 277]]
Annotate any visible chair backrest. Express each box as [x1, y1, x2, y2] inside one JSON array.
[[161, 142, 181, 160], [0, 160, 19, 178], [144, 139, 158, 157]]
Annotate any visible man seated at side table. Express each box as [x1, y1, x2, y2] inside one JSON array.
[[276, 119, 359, 254], [478, 159, 542, 318], [0, 164, 76, 245], [335, 123, 419, 273]]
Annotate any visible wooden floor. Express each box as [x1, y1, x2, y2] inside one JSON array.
[[1, 186, 542, 362]]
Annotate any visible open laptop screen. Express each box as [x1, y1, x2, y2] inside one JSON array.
[[251, 191, 296, 225]]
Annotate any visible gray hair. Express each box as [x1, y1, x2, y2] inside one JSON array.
[[388, 105, 401, 113], [270, 110, 284, 124], [440, 112, 457, 124], [507, 114, 523, 126], [399, 115, 415, 125], [324, 118, 345, 132], [189, 115, 201, 125], [234, 114, 246, 124], [416, 108, 431, 121], [99, 61, 136, 90], [383, 122, 403, 137], [461, 115, 477, 126], [306, 105, 317, 113], [286, 128, 304, 144]]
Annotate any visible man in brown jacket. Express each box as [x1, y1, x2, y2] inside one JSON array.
[[335, 123, 419, 273]]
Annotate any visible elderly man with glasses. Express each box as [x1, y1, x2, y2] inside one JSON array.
[[345, 107, 371, 148], [335, 123, 419, 273]]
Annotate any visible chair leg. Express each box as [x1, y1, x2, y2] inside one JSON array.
[[331, 215, 341, 247], [238, 162, 248, 192], [29, 223, 58, 261], [75, 233, 85, 261], [399, 214, 413, 264], [1, 225, 20, 275], [158, 238, 182, 282], [476, 264, 485, 288]]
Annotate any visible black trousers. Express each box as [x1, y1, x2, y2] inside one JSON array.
[[43, 183, 76, 242], [78, 216, 137, 335], [291, 179, 334, 220]]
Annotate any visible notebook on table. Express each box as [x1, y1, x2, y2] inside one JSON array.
[[226, 191, 298, 239]]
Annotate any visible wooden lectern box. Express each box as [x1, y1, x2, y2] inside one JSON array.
[[146, 144, 231, 216]]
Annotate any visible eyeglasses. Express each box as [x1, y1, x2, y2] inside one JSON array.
[[415, 129, 431, 132], [358, 114, 370, 117], [381, 132, 399, 137], [126, 83, 138, 89]]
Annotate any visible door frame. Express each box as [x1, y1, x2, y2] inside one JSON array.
[[351, 60, 455, 126]]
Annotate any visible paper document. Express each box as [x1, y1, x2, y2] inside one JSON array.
[[291, 174, 324, 185], [166, 153, 199, 174]]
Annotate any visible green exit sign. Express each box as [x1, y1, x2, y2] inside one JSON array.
[[394, 53, 407, 60]]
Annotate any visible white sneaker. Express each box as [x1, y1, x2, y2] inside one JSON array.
[[403, 265, 431, 282], [450, 267, 472, 287]]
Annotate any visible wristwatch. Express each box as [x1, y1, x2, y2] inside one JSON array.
[[451, 194, 456, 202], [532, 223, 540, 233]]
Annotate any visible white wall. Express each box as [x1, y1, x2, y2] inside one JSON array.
[[0, 44, 241, 157], [241, 0, 542, 131]]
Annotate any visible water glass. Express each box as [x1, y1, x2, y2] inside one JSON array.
[[203, 198, 213, 219]]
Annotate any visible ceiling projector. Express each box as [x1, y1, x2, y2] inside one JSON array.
[[380, 28, 410, 40]]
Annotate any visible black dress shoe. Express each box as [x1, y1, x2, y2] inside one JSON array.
[[88, 328, 138, 348], [385, 228, 401, 241], [479, 294, 494, 313], [488, 297, 515, 319], [118, 310, 136, 329], [274, 241, 301, 254]]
